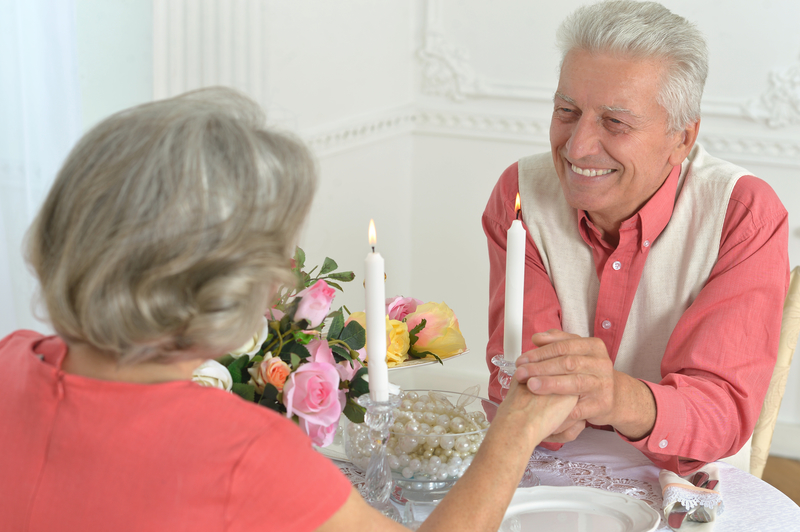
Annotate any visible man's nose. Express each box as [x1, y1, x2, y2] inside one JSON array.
[[565, 116, 602, 160]]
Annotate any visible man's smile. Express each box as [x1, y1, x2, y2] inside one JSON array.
[[570, 163, 615, 177]]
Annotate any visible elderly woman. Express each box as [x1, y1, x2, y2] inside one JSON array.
[[0, 88, 575, 531]]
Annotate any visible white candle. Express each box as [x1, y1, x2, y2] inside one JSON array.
[[365, 219, 389, 401], [504, 193, 526, 363]]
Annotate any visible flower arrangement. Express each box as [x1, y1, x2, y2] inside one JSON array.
[[192, 248, 369, 447], [190, 248, 468, 447], [348, 297, 467, 367]]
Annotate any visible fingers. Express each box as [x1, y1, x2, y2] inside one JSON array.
[[530, 329, 576, 347], [517, 336, 604, 365], [543, 419, 586, 444]]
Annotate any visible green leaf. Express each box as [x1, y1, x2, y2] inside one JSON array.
[[281, 341, 311, 360], [320, 257, 338, 275], [327, 310, 345, 340], [216, 354, 235, 367], [340, 321, 366, 351], [227, 356, 251, 384], [331, 343, 353, 363], [348, 366, 370, 397], [293, 247, 306, 272], [323, 281, 343, 292], [258, 384, 281, 412], [290, 352, 301, 370], [291, 330, 316, 345], [407, 348, 443, 364], [343, 399, 366, 424], [326, 271, 356, 282], [232, 382, 256, 402], [408, 318, 427, 347]]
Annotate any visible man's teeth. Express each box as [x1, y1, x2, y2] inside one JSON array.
[[571, 164, 613, 177]]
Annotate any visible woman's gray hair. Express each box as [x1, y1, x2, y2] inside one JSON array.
[[26, 87, 317, 364], [556, 0, 708, 132]]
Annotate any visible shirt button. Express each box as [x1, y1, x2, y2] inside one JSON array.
[[643, 240, 650, 248], [601, 320, 611, 329], [659, 439, 668, 449], [612, 261, 622, 270]]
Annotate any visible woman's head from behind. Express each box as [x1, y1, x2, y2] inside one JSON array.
[[27, 88, 316, 365]]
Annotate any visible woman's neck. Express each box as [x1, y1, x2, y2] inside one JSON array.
[[62, 342, 205, 384]]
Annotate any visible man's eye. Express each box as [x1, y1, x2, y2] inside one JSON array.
[[609, 118, 623, 124]]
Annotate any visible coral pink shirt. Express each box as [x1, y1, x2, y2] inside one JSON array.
[[483, 161, 789, 474], [0, 330, 351, 532]]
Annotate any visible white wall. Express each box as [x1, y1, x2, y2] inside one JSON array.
[[69, 0, 800, 456]]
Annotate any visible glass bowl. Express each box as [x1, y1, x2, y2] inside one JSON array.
[[344, 389, 499, 503]]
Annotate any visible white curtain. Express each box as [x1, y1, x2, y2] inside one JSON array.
[[0, 0, 81, 337]]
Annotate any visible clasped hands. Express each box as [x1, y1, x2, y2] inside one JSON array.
[[513, 329, 655, 442]]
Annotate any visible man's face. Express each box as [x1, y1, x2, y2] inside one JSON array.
[[549, 49, 690, 234]]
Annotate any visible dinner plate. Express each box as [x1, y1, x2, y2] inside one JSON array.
[[500, 486, 660, 532], [388, 349, 469, 371]]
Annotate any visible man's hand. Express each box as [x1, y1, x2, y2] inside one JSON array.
[[514, 329, 656, 441]]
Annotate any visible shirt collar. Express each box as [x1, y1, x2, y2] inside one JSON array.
[[577, 164, 681, 251]]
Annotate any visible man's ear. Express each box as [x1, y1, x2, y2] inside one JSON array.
[[668, 119, 700, 166]]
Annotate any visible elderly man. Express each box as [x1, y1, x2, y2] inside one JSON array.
[[483, 0, 789, 474]]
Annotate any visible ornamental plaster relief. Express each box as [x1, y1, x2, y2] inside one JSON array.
[[745, 55, 800, 128]]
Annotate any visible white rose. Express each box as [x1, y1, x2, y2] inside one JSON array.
[[191, 360, 233, 392], [229, 316, 270, 360]]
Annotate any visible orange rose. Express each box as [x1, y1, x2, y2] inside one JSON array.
[[260, 357, 291, 391]]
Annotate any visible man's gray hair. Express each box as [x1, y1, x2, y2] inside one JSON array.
[[27, 87, 317, 364], [556, 0, 708, 132]]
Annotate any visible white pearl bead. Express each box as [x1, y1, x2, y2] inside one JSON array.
[[401, 399, 413, 411], [455, 436, 470, 453], [437, 470, 449, 481], [407, 391, 419, 400], [409, 458, 421, 472], [440, 435, 455, 450], [402, 467, 414, 479], [388, 455, 400, 469]]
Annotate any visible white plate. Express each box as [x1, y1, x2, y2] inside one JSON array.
[[501, 486, 660, 532], [388, 349, 469, 371]]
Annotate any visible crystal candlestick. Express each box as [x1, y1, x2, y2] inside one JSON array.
[[357, 393, 403, 521], [491, 354, 516, 399]]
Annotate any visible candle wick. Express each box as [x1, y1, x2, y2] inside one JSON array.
[[371, 246, 375, 253], [516, 209, 521, 220]]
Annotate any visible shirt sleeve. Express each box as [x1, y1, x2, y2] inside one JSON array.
[[483, 163, 563, 405], [620, 176, 790, 474], [225, 416, 352, 532]]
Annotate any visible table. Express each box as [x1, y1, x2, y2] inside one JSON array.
[[334, 427, 800, 531]]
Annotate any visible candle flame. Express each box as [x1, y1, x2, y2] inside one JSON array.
[[514, 193, 521, 214], [368, 219, 377, 246]]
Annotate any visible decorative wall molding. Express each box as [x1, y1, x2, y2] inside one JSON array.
[[303, 108, 417, 157], [700, 134, 800, 168], [153, 0, 268, 105], [415, 108, 547, 142], [745, 56, 800, 128]]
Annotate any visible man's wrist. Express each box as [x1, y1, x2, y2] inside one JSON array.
[[609, 373, 657, 440]]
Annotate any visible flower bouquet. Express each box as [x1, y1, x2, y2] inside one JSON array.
[[192, 248, 369, 447], [191, 247, 468, 447]]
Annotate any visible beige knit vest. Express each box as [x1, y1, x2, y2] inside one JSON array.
[[518, 143, 753, 470]]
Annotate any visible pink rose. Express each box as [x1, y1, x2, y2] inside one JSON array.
[[282, 362, 341, 427], [259, 357, 291, 392], [307, 338, 335, 365], [294, 280, 336, 328], [385, 296, 423, 321], [336, 358, 362, 383], [299, 418, 338, 447]]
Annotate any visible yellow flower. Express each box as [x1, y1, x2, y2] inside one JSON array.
[[386, 318, 410, 367], [346, 312, 410, 366], [404, 302, 466, 358]]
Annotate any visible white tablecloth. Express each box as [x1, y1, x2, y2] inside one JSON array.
[[335, 427, 800, 531]]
